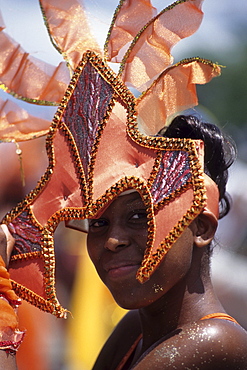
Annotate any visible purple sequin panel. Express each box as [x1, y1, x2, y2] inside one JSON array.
[[8, 211, 43, 256], [63, 62, 114, 178], [151, 151, 192, 204]]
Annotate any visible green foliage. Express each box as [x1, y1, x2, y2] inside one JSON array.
[[197, 47, 247, 131]]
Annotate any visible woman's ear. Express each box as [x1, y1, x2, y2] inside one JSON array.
[[192, 211, 218, 248]]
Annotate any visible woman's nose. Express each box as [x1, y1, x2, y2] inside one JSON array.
[[104, 227, 130, 252]]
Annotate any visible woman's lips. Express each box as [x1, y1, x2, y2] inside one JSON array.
[[104, 262, 141, 279]]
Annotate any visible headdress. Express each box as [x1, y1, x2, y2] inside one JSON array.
[[0, 0, 220, 317]]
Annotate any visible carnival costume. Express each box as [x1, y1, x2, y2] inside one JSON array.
[[0, 0, 221, 324]]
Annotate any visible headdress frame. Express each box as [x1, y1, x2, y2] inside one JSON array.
[[1, 50, 219, 316]]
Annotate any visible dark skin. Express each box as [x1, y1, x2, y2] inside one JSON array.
[[87, 192, 247, 369]]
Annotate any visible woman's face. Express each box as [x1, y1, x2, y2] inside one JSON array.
[[87, 192, 195, 309]]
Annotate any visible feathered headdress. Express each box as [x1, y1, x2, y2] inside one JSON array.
[[1, 0, 220, 317]]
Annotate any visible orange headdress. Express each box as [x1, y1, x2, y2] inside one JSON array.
[[1, 0, 220, 317]]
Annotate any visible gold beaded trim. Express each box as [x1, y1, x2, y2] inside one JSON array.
[[39, 1, 69, 67], [10, 251, 42, 262], [10, 279, 68, 318], [0, 82, 57, 106], [104, 0, 125, 59], [59, 121, 88, 203], [86, 95, 116, 202]]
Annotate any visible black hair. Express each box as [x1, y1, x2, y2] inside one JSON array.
[[159, 115, 237, 219]]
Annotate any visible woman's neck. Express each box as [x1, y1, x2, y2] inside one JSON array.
[[137, 253, 224, 355]]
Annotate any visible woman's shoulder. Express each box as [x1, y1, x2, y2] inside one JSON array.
[[134, 318, 247, 369], [92, 310, 141, 370], [92, 312, 247, 369]]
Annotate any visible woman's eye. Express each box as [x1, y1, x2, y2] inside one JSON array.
[[130, 211, 147, 221], [89, 219, 108, 229]]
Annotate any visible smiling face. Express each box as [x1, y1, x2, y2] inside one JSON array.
[[87, 192, 196, 310]]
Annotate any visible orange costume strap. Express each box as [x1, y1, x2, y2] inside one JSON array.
[[0, 256, 24, 352], [200, 312, 239, 325], [116, 333, 142, 370]]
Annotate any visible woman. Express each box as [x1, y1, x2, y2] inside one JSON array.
[[87, 115, 247, 369], [0, 1, 247, 368]]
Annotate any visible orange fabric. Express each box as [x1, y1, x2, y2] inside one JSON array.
[[40, 0, 101, 70], [16, 301, 51, 370], [119, 0, 204, 90], [0, 297, 18, 332], [0, 256, 19, 306], [0, 29, 69, 103], [151, 188, 194, 254], [0, 98, 51, 141], [203, 174, 220, 219], [106, 0, 156, 61], [9, 258, 45, 298], [0, 256, 24, 351], [31, 129, 84, 225], [136, 59, 221, 136], [93, 102, 156, 201]]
